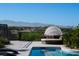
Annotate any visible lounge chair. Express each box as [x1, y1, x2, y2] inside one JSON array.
[[0, 48, 19, 56]]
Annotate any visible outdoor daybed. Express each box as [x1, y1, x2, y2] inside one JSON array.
[[41, 26, 63, 44]]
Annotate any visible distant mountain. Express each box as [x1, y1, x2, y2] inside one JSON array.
[[0, 20, 49, 27], [56, 25, 73, 29], [0, 20, 73, 28]]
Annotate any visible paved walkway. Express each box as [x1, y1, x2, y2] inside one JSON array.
[[5, 41, 32, 56], [5, 41, 63, 56], [5, 41, 31, 50]]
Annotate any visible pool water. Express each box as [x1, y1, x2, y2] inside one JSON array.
[[29, 47, 79, 56]]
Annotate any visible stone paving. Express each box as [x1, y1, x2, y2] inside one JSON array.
[[5, 41, 63, 56]]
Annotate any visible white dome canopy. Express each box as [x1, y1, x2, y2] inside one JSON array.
[[44, 26, 62, 36]]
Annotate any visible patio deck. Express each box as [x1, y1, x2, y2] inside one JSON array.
[[5, 41, 63, 56]]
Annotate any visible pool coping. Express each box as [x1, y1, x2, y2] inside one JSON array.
[[61, 46, 79, 53]]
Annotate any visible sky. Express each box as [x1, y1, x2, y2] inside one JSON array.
[[0, 3, 79, 26]]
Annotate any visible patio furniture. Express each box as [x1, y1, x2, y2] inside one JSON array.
[[41, 26, 63, 44], [0, 48, 19, 56]]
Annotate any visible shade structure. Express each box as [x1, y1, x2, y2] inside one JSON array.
[[44, 26, 63, 36], [41, 26, 63, 44]]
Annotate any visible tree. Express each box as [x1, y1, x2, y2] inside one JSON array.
[[63, 25, 79, 49]]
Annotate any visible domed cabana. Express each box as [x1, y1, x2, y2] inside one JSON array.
[[41, 26, 63, 44]]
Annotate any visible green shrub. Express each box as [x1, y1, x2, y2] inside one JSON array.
[[0, 36, 10, 44], [0, 37, 5, 48], [20, 32, 43, 41], [0, 41, 4, 48], [63, 26, 79, 49], [0, 36, 10, 48]]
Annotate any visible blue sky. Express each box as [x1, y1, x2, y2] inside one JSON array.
[[0, 3, 79, 26]]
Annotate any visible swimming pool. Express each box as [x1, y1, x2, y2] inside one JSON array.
[[29, 47, 79, 56]]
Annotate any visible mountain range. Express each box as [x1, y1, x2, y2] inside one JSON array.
[[0, 20, 49, 27], [0, 20, 73, 28]]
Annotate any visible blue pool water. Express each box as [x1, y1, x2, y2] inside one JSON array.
[[29, 47, 79, 56]]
